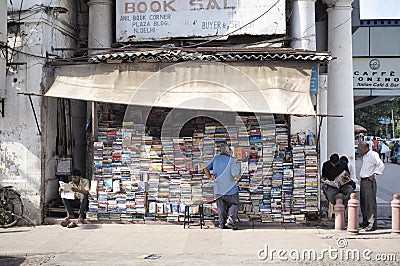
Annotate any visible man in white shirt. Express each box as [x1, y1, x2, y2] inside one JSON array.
[[366, 137, 374, 151], [357, 141, 385, 231]]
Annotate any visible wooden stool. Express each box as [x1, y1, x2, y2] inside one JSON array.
[[183, 200, 205, 229], [328, 193, 345, 220]]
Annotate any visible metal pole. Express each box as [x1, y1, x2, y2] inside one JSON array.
[[392, 109, 395, 139], [0, 0, 7, 101], [28, 95, 42, 135]]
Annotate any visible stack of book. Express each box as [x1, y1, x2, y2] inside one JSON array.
[[192, 132, 204, 172], [93, 142, 103, 180], [191, 174, 203, 201], [173, 138, 186, 172], [180, 174, 192, 202], [271, 159, 283, 221], [292, 145, 306, 213], [202, 174, 214, 203], [304, 146, 319, 212], [203, 126, 215, 164], [149, 140, 163, 172], [158, 174, 170, 202], [183, 137, 193, 172], [161, 138, 175, 172], [147, 172, 160, 201], [282, 162, 293, 216]]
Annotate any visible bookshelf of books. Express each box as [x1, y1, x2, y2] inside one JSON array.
[[87, 104, 319, 224]]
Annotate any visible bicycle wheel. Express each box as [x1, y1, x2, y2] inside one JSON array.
[[0, 187, 24, 228]]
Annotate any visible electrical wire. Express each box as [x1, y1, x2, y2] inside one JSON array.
[[1, 43, 47, 59], [6, 0, 24, 75]]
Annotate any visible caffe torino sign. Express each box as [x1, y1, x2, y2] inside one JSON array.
[[353, 58, 400, 89], [116, 0, 286, 42]]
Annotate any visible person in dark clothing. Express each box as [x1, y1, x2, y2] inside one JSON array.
[[321, 154, 355, 206]]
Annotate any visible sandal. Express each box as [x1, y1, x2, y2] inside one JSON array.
[[67, 221, 78, 228], [61, 219, 70, 227]]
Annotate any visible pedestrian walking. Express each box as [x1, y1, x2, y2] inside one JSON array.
[[357, 141, 385, 231], [380, 141, 390, 162]]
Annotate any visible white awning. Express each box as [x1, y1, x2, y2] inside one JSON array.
[[45, 61, 316, 115]]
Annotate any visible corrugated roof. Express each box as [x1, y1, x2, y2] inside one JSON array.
[[88, 48, 333, 64]]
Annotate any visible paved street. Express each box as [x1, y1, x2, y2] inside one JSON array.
[[0, 157, 398, 266], [354, 159, 400, 208], [0, 224, 399, 266]]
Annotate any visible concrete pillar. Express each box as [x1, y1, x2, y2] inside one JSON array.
[[71, 99, 87, 174], [347, 192, 359, 234], [391, 193, 400, 233], [0, 0, 6, 99], [86, 0, 113, 177], [323, 0, 355, 170], [88, 0, 113, 55], [318, 74, 328, 165], [291, 0, 317, 50], [334, 197, 345, 230], [290, 0, 318, 145]]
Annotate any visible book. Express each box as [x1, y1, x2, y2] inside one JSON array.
[[59, 181, 75, 200], [324, 170, 351, 188], [234, 147, 243, 161]]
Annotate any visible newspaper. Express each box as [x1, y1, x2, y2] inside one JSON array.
[[324, 170, 351, 188], [59, 181, 75, 200]]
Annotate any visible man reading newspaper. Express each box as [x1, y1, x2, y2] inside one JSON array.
[[321, 154, 355, 206], [59, 169, 89, 225]]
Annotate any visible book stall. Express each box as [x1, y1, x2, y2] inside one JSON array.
[[86, 103, 320, 225], [43, 49, 332, 225]]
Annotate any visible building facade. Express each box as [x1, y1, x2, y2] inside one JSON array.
[[0, 0, 356, 224]]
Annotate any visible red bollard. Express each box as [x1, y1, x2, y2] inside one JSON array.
[[391, 193, 400, 233], [334, 197, 345, 230], [347, 193, 359, 234]]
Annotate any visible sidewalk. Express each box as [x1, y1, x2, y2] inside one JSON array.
[[1, 223, 399, 265]]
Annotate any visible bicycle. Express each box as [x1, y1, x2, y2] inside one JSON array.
[[0, 184, 24, 227]]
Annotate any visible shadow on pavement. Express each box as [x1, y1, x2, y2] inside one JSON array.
[[0, 256, 25, 266], [0, 229, 31, 234], [357, 230, 393, 236], [79, 224, 102, 230]]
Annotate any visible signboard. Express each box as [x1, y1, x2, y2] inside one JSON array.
[[378, 117, 391, 125], [56, 157, 72, 175], [116, 0, 286, 42], [310, 64, 319, 94], [353, 58, 400, 90]]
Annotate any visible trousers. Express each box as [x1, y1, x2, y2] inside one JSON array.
[[62, 194, 88, 217], [324, 183, 354, 206], [216, 192, 240, 228], [360, 178, 377, 229]]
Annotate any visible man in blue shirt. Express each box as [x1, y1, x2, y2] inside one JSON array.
[[204, 143, 241, 229]]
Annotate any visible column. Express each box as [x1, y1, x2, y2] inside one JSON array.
[[86, 0, 113, 177], [291, 0, 317, 50], [318, 74, 328, 164], [88, 0, 113, 55], [323, 0, 355, 165], [290, 0, 318, 150]]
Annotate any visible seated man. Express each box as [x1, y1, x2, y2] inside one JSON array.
[[321, 154, 355, 206], [59, 169, 89, 223]]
